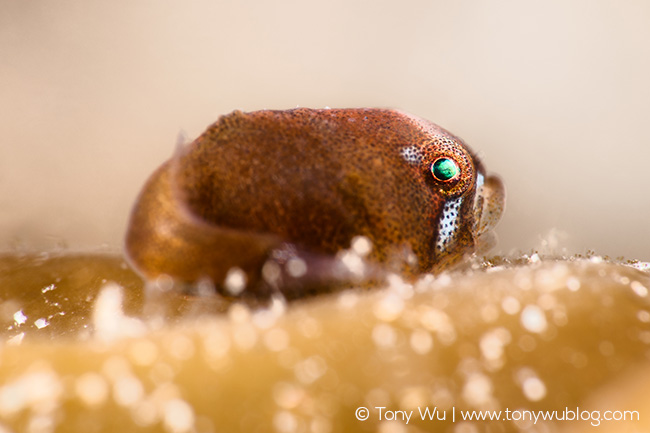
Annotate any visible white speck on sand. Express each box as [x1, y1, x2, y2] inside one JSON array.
[[520, 305, 548, 334], [13, 310, 27, 326]]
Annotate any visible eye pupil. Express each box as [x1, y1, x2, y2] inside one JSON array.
[[431, 158, 460, 182]]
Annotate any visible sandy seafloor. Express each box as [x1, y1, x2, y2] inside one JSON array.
[[0, 250, 649, 433]]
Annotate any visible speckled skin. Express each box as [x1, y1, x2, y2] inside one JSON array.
[[125, 108, 499, 298]]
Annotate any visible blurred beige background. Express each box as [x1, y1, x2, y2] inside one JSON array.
[[1, 0, 648, 259]]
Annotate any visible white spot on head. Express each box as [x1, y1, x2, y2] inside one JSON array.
[[399, 145, 423, 164]]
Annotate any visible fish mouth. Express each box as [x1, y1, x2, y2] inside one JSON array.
[[472, 172, 506, 250]]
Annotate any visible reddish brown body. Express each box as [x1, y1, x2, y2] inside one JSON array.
[[125, 108, 504, 298]]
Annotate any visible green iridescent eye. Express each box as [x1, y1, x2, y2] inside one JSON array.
[[431, 157, 460, 182]]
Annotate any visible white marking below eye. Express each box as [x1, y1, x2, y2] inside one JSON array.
[[399, 146, 423, 164], [436, 197, 463, 252]]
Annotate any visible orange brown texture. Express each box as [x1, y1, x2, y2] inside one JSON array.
[[125, 108, 501, 298]]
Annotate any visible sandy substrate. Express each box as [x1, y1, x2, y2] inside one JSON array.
[[0, 253, 649, 433]]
